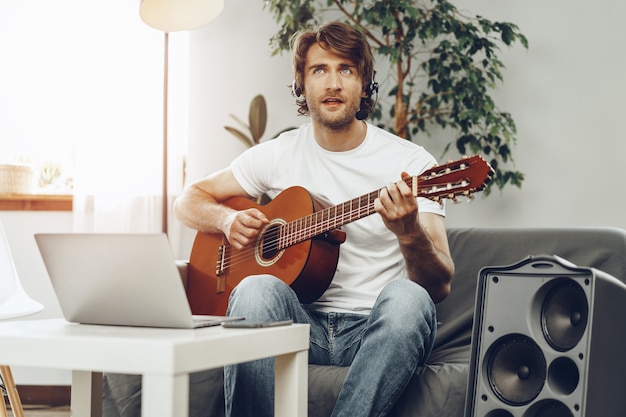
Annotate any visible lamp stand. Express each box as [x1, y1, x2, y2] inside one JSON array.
[[162, 32, 169, 235]]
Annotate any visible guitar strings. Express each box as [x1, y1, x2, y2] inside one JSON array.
[[218, 179, 428, 271], [242, 177, 424, 259], [219, 158, 483, 271], [219, 193, 383, 272], [219, 213, 368, 271], [214, 157, 488, 280], [218, 180, 435, 272]]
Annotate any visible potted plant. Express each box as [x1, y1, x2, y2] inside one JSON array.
[[225, 94, 296, 146], [263, 0, 528, 192], [224, 94, 268, 148]]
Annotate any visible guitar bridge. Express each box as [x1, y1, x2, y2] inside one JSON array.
[[215, 244, 228, 293]]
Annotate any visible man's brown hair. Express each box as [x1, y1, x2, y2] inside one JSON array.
[[291, 21, 376, 117]]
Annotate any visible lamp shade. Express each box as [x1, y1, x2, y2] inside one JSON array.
[[140, 0, 224, 32]]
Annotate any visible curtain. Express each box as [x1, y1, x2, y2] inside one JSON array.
[[0, 0, 189, 258]]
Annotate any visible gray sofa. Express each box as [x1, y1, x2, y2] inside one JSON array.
[[102, 227, 626, 417]]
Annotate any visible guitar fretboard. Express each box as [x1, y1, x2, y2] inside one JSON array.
[[279, 176, 417, 249], [263, 155, 491, 252]]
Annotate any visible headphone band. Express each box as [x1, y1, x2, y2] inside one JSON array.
[[291, 71, 377, 98]]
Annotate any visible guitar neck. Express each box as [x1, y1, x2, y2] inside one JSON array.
[[278, 155, 493, 249], [281, 176, 417, 248]]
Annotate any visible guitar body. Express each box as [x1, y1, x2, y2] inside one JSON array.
[[187, 186, 343, 315]]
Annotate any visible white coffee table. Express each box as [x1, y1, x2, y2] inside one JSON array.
[[0, 319, 309, 417]]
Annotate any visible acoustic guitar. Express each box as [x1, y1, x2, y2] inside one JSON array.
[[186, 155, 493, 315]]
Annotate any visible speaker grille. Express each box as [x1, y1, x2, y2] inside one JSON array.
[[541, 279, 588, 352], [486, 334, 547, 406]]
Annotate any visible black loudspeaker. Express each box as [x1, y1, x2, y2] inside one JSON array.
[[465, 255, 626, 417]]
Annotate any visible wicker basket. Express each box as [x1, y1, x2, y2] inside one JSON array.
[[0, 164, 34, 194]]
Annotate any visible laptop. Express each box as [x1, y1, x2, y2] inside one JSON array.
[[35, 233, 243, 329]]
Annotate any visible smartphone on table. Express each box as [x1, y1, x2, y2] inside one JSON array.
[[222, 319, 293, 328]]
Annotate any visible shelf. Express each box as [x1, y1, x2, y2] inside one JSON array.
[[0, 194, 73, 211]]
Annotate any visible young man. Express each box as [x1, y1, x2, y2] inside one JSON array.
[[174, 21, 455, 417]]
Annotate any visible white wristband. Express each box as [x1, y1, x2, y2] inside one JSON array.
[[223, 211, 238, 237]]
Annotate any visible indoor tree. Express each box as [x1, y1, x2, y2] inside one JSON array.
[[263, 0, 528, 192]]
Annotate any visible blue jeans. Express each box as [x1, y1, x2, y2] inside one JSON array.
[[224, 275, 437, 417]]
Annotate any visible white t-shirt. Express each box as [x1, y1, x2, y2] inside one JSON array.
[[230, 122, 445, 314]]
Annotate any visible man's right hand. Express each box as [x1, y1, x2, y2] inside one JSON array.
[[223, 208, 269, 250]]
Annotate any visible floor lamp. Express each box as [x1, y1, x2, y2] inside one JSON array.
[[139, 0, 224, 234]]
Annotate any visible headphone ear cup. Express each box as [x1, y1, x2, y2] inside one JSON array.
[[369, 82, 378, 97], [365, 81, 378, 98], [292, 80, 302, 97]]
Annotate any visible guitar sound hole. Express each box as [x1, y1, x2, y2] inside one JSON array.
[[260, 224, 281, 260]]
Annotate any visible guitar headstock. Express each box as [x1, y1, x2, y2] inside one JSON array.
[[411, 155, 494, 202]]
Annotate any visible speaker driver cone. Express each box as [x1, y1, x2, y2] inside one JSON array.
[[527, 399, 574, 417], [485, 411, 514, 417], [541, 280, 588, 351], [487, 334, 547, 406]]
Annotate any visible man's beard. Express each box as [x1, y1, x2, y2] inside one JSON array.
[[308, 97, 361, 131]]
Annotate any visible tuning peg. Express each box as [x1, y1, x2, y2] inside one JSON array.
[[456, 189, 474, 203], [447, 193, 458, 203]]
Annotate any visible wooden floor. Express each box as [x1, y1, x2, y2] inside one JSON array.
[[5, 405, 70, 417], [1, 382, 71, 417]]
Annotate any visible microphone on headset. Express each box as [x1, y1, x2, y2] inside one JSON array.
[[355, 108, 369, 120]]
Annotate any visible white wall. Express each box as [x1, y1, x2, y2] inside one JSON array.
[[187, 0, 626, 233], [177, 0, 305, 257], [442, 0, 626, 229]]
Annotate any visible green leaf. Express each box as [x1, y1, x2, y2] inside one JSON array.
[[224, 126, 254, 148], [228, 114, 249, 132], [249, 95, 267, 144]]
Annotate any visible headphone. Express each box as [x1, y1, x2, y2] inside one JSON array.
[[364, 76, 379, 99], [291, 80, 303, 98], [291, 77, 377, 98], [357, 75, 378, 120]]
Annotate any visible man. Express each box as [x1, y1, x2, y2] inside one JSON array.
[[174, 21, 455, 417]]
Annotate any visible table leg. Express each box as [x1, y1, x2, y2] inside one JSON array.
[[0, 399, 6, 417], [141, 373, 188, 417], [71, 371, 102, 417], [0, 365, 24, 417], [274, 349, 308, 417]]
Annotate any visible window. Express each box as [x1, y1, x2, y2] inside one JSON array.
[[0, 1, 188, 220]]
